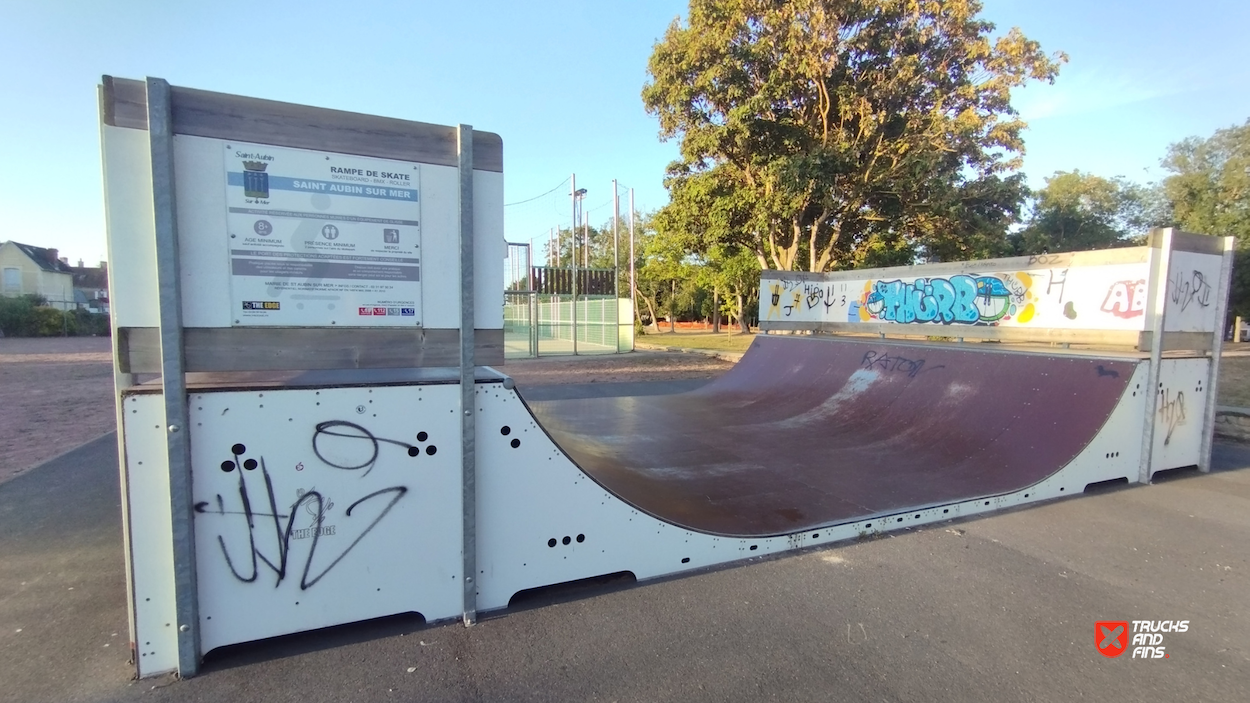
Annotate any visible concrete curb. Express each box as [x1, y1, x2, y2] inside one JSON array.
[[634, 341, 745, 363]]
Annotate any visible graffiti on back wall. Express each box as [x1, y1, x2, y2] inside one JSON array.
[[849, 272, 1036, 326]]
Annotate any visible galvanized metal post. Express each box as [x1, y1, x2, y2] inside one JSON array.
[[1139, 227, 1173, 484], [628, 189, 636, 351], [571, 174, 578, 355], [613, 180, 620, 351], [457, 125, 477, 626], [1199, 236, 1236, 472], [146, 76, 200, 677]]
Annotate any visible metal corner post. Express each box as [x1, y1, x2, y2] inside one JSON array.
[[457, 125, 478, 626], [146, 76, 200, 676], [1199, 235, 1236, 472], [1138, 227, 1173, 484]]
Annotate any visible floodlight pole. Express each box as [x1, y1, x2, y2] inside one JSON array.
[[629, 188, 636, 351]]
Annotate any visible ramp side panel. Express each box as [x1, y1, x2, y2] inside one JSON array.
[[1152, 357, 1210, 473], [188, 384, 465, 654], [529, 337, 1135, 536]]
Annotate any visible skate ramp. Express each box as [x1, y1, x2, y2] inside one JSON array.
[[525, 336, 1136, 536]]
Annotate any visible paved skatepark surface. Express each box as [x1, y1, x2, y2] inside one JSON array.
[[2, 383, 1248, 702], [528, 336, 1135, 535]]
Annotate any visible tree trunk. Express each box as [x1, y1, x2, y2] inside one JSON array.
[[712, 287, 721, 333], [643, 294, 660, 332], [737, 293, 750, 333], [669, 280, 676, 333]]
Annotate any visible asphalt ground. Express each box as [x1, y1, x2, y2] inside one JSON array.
[[2, 385, 1249, 703]]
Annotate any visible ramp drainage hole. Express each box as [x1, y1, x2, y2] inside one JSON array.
[[812, 533, 819, 538], [681, 557, 690, 564], [750, 545, 758, 551], [576, 534, 585, 543], [417, 431, 428, 442], [220, 461, 235, 472], [426, 445, 437, 455], [510, 438, 521, 448], [501, 426, 511, 435], [897, 517, 903, 523], [243, 459, 258, 470], [407, 447, 419, 457], [547, 538, 557, 548], [562, 536, 571, 545]]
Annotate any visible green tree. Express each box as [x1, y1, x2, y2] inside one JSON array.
[[696, 245, 761, 332], [1161, 119, 1250, 317], [1011, 170, 1168, 255], [643, 0, 1064, 272]]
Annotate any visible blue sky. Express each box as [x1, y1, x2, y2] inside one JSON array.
[[2, 0, 1248, 266]]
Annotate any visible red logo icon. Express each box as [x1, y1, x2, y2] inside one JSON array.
[[358, 307, 372, 315], [1096, 621, 1129, 658], [372, 307, 387, 316]]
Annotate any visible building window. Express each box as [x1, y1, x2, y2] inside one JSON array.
[[2, 267, 19, 292]]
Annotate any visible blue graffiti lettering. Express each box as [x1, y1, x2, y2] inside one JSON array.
[[865, 276, 983, 325]]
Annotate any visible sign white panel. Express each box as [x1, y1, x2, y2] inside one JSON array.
[[761, 260, 1153, 331], [224, 142, 422, 327]]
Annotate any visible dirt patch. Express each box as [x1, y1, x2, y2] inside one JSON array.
[[0, 337, 115, 484]]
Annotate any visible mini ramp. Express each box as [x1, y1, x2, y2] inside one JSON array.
[[98, 76, 1234, 679], [527, 335, 1137, 536]]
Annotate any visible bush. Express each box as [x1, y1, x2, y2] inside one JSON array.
[[32, 306, 74, 336], [0, 295, 38, 336], [0, 297, 108, 337], [71, 309, 111, 336]]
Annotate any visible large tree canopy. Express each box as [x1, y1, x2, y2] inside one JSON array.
[[643, 0, 1064, 272], [1161, 119, 1250, 317], [1011, 170, 1169, 255]]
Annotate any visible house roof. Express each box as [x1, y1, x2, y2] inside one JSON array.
[[3, 241, 74, 274], [71, 266, 108, 290]]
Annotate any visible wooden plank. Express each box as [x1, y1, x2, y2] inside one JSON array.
[[100, 75, 148, 129], [1136, 331, 1215, 353], [1169, 231, 1228, 256], [99, 76, 503, 172], [119, 327, 504, 373], [760, 319, 1141, 347]]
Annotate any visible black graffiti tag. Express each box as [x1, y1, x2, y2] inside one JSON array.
[[1168, 270, 1212, 313], [196, 422, 418, 590], [861, 351, 945, 378], [1158, 389, 1187, 446]]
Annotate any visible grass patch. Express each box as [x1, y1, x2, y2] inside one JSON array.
[[1219, 356, 1250, 407], [639, 330, 757, 353]]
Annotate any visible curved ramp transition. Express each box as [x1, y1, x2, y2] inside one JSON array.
[[525, 336, 1135, 537]]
